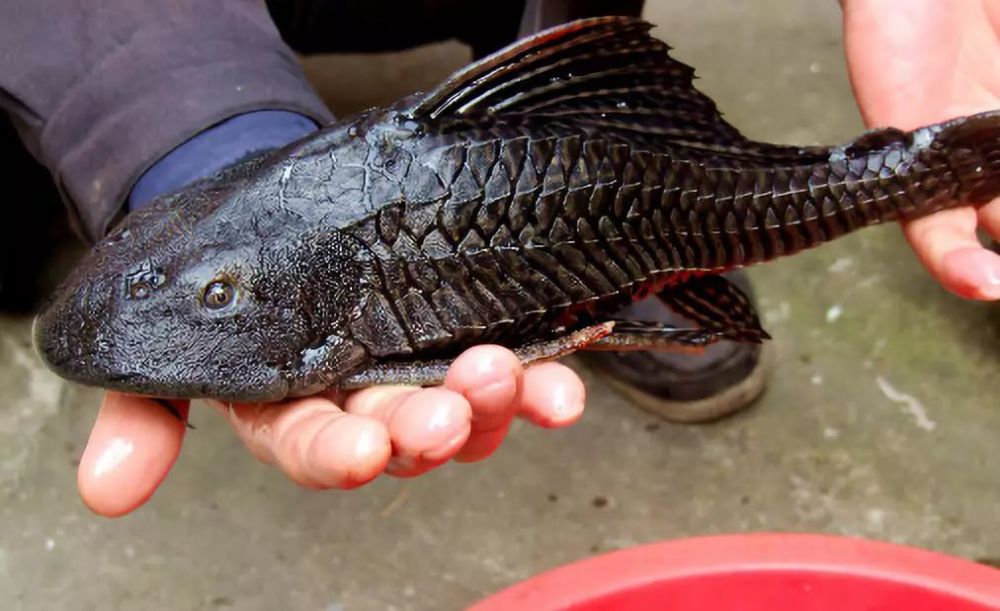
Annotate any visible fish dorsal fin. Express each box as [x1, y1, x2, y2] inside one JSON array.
[[404, 16, 745, 144]]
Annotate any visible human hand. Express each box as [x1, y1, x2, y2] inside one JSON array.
[[76, 346, 585, 517], [842, 0, 1000, 300]]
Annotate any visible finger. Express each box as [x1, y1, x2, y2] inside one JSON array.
[[355, 387, 472, 478], [77, 392, 188, 517], [341, 385, 420, 420], [979, 198, 1000, 242], [841, 0, 975, 129], [454, 420, 513, 464], [219, 398, 391, 489], [518, 362, 586, 428], [442, 346, 523, 462], [345, 384, 474, 476], [902, 208, 1000, 299], [941, 248, 1000, 300]]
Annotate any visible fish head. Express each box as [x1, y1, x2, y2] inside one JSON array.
[[33, 153, 370, 403]]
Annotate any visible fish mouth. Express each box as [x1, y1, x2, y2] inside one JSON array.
[[40, 356, 286, 403]]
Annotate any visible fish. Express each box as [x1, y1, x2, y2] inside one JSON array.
[[32, 16, 1000, 403]]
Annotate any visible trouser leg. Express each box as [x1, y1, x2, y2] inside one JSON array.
[[0, 116, 70, 312], [267, 0, 645, 58]]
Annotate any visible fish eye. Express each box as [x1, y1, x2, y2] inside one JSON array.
[[202, 281, 236, 310]]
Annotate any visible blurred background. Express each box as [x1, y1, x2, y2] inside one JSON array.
[[1, 1, 998, 609]]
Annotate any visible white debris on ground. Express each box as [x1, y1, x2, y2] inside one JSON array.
[[867, 508, 888, 529], [764, 301, 791, 324], [826, 304, 843, 323], [857, 275, 883, 289], [875, 376, 937, 432], [827, 257, 853, 273]]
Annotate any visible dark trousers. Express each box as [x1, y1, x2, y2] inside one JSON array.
[[267, 0, 644, 58]]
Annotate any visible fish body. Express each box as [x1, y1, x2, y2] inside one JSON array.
[[33, 17, 1000, 402]]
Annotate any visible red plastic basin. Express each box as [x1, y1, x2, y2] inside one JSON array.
[[471, 533, 1000, 611]]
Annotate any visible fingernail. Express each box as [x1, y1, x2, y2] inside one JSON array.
[[351, 423, 380, 458], [426, 403, 455, 431], [475, 352, 498, 377], [984, 264, 1000, 299], [549, 384, 582, 420], [90, 437, 135, 479]]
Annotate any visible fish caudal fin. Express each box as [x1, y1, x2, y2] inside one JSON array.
[[931, 110, 1000, 204]]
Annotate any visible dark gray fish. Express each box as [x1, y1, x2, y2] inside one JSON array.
[[33, 17, 1000, 402]]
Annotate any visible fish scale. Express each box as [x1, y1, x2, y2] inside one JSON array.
[[349, 119, 977, 359]]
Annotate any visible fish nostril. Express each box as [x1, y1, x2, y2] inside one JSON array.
[[75, 278, 117, 321]]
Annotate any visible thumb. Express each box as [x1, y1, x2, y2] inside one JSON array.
[[77, 392, 189, 517]]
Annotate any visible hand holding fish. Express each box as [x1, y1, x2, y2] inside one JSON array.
[[77, 347, 584, 517], [844, 0, 1000, 300]]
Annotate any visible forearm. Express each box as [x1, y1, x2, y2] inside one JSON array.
[[0, 0, 332, 242]]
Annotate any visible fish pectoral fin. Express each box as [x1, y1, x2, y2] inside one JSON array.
[[579, 321, 728, 354], [403, 16, 746, 144], [657, 274, 771, 343], [338, 360, 453, 390], [338, 323, 615, 389], [341, 319, 743, 389]]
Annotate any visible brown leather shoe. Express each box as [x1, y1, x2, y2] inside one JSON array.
[[578, 270, 771, 423]]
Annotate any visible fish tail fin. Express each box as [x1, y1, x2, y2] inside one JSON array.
[[931, 109, 1000, 204]]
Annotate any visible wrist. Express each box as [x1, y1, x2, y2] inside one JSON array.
[[128, 110, 318, 209]]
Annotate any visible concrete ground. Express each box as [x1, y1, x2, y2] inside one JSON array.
[[2, 1, 999, 609]]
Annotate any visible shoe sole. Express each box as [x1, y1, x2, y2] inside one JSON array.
[[593, 343, 774, 424]]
